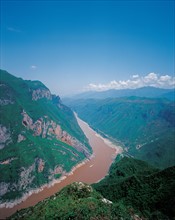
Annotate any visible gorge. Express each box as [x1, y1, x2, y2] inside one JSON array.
[[0, 113, 122, 219]]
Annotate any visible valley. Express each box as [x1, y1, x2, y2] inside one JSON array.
[[0, 114, 122, 219], [1, 1, 174, 218], [0, 70, 174, 219], [65, 97, 175, 169]]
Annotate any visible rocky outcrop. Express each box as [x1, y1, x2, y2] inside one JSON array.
[[0, 70, 92, 208], [53, 165, 64, 175], [19, 164, 35, 190], [0, 125, 12, 149], [42, 119, 50, 138], [32, 89, 52, 101], [17, 134, 26, 143], [0, 99, 14, 106], [21, 111, 42, 136], [0, 182, 10, 197], [36, 158, 45, 173], [21, 111, 33, 129], [48, 165, 66, 180], [0, 158, 17, 165], [21, 110, 90, 157], [101, 198, 112, 204], [33, 119, 42, 136], [71, 182, 93, 194]]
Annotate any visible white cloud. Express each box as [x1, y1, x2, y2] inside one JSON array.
[[7, 27, 21, 33], [132, 74, 139, 78], [86, 73, 175, 91], [30, 65, 37, 70]]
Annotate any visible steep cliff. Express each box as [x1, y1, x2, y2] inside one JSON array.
[[0, 70, 92, 205]]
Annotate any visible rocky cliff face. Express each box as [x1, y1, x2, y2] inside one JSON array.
[[0, 125, 12, 149], [0, 69, 91, 205], [32, 88, 52, 101], [21, 110, 90, 157]]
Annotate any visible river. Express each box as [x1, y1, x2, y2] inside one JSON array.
[[0, 115, 122, 219]]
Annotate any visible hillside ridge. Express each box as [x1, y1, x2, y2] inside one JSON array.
[[0, 69, 92, 205], [65, 96, 175, 168]]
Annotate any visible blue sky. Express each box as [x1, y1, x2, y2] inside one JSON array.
[[1, 0, 174, 96]]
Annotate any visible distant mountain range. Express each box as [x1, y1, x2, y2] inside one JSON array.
[[1, 70, 175, 219], [65, 97, 175, 169], [0, 70, 91, 204], [63, 86, 175, 101]]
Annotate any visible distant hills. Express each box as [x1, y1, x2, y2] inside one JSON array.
[[1, 70, 175, 219], [0, 70, 91, 204], [63, 86, 175, 101], [65, 96, 175, 169], [10, 157, 175, 220]]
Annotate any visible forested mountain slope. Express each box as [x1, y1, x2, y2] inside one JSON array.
[[66, 97, 175, 168], [93, 156, 175, 220], [0, 70, 91, 204], [10, 157, 175, 220]]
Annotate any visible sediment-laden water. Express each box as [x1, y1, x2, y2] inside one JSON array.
[[0, 115, 122, 219]]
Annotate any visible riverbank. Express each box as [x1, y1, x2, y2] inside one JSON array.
[[0, 115, 122, 219], [0, 156, 92, 209]]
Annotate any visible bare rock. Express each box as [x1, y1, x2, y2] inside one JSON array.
[[0, 157, 17, 165], [102, 198, 113, 204], [53, 165, 63, 174], [54, 124, 62, 139], [72, 182, 93, 193], [0, 99, 14, 106], [19, 164, 35, 190], [0, 182, 10, 196], [32, 89, 52, 101], [36, 158, 45, 172], [21, 111, 33, 129], [0, 125, 12, 149], [49, 165, 65, 180], [21, 110, 90, 157], [42, 121, 50, 138], [17, 134, 26, 143], [33, 119, 43, 136]]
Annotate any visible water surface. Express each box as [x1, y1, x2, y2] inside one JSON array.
[[0, 116, 122, 219]]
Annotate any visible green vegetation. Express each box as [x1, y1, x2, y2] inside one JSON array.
[[0, 70, 91, 202], [93, 156, 175, 219], [0, 70, 91, 143], [66, 97, 175, 168], [9, 157, 175, 220], [1, 70, 174, 219], [9, 182, 132, 220]]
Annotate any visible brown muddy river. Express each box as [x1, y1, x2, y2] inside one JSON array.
[[0, 115, 122, 219]]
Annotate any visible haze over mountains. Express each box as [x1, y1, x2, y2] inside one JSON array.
[[63, 86, 175, 101], [1, 0, 174, 218], [0, 70, 175, 219], [64, 91, 175, 169]]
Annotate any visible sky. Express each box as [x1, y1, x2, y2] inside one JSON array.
[[1, 0, 174, 96]]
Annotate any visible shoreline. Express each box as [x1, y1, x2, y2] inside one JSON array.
[[0, 154, 94, 209], [0, 115, 122, 219], [95, 133, 123, 153], [74, 113, 123, 154]]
